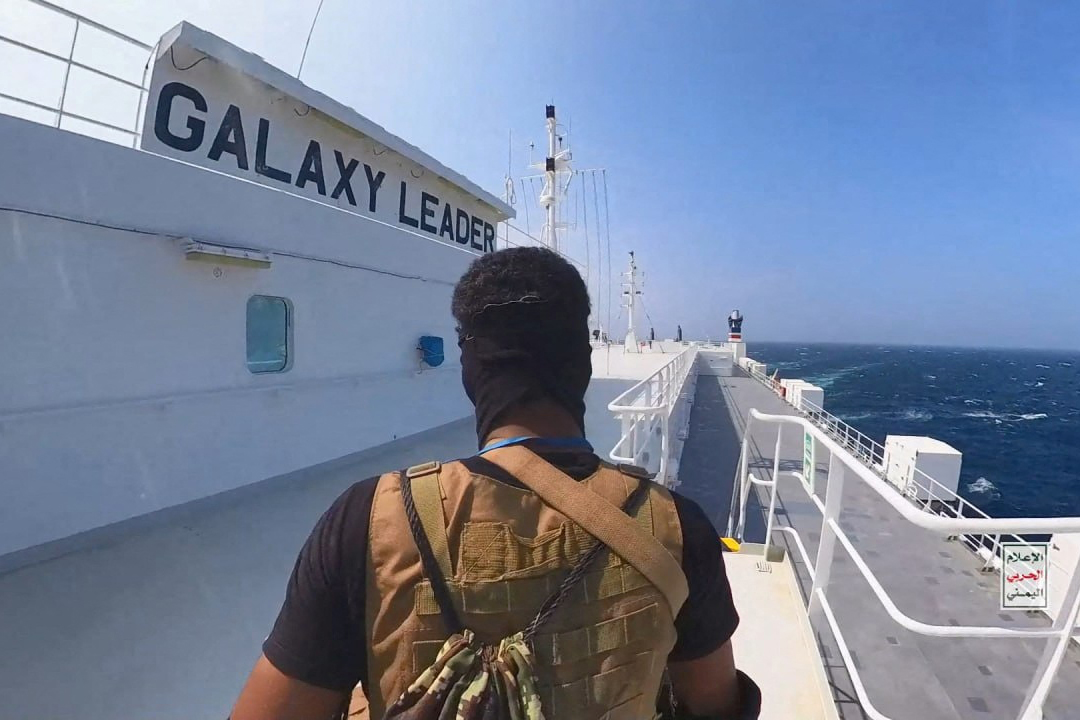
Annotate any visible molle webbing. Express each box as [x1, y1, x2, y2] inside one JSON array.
[[479, 446, 689, 616], [363, 456, 685, 719]]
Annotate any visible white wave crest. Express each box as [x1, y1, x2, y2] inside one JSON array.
[[1036, 364, 1050, 369], [900, 409, 933, 421], [967, 477, 999, 496], [963, 410, 1048, 422], [840, 412, 873, 421], [805, 365, 866, 389]]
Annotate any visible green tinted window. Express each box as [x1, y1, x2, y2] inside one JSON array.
[[246, 295, 290, 373]]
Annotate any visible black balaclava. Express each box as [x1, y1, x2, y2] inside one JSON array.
[[459, 301, 592, 449]]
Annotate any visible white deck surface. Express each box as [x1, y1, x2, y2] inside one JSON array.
[[0, 352, 650, 719], [591, 342, 682, 379], [727, 550, 839, 720]]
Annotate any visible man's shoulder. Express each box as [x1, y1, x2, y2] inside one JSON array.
[[339, 473, 383, 507], [667, 489, 720, 543], [315, 474, 384, 542]]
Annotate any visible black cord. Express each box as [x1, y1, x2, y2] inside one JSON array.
[[169, 46, 208, 71], [523, 478, 651, 641], [400, 472, 466, 635]]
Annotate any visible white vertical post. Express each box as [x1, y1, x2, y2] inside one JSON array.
[[624, 253, 638, 349], [659, 413, 670, 486], [1017, 551, 1080, 720], [809, 452, 846, 617], [984, 534, 1001, 571], [727, 438, 746, 538], [765, 425, 783, 546], [735, 430, 751, 540]]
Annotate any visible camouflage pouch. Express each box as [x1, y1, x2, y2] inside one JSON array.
[[382, 630, 543, 720], [386, 469, 650, 720]]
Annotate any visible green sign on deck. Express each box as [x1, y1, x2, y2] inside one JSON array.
[[803, 430, 816, 492]]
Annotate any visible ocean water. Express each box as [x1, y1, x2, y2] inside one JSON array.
[[748, 343, 1080, 518]]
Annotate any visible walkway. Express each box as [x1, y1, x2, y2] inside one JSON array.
[[678, 369, 1080, 720]]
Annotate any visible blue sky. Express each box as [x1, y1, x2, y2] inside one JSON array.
[[15, 0, 1080, 348]]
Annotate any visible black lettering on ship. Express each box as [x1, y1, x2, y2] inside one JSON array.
[[152, 81, 496, 252]]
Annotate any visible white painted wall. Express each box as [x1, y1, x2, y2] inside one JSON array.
[[590, 345, 676, 380], [698, 348, 735, 376], [0, 114, 498, 558]]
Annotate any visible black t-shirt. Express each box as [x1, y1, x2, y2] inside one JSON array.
[[263, 447, 740, 693]]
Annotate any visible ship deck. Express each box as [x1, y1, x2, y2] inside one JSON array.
[[2, 350, 1079, 719], [674, 368, 1080, 720], [0, 369, 647, 720]]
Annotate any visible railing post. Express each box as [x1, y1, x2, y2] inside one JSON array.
[[808, 452, 846, 617], [1017, 549, 1080, 720], [726, 439, 745, 538], [658, 413, 670, 486], [984, 534, 1001, 571], [734, 418, 752, 540], [57, 19, 81, 126], [765, 425, 783, 546]]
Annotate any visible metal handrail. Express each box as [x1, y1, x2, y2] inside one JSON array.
[[744, 363, 887, 466], [0, 0, 153, 145], [742, 361, 1035, 570], [607, 346, 697, 485], [16, 0, 152, 48], [734, 408, 1080, 720]]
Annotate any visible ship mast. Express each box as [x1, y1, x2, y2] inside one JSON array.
[[535, 105, 572, 252], [622, 251, 642, 351]]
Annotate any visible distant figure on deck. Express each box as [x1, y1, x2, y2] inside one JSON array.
[[677, 323, 683, 342], [231, 247, 759, 720]]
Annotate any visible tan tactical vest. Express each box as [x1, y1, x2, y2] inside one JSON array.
[[363, 457, 685, 719]]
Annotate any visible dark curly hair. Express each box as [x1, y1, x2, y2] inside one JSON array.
[[451, 246, 590, 337]]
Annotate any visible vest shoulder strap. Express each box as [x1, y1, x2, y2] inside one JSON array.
[[614, 462, 652, 480], [406, 462, 453, 581], [406, 460, 441, 479]]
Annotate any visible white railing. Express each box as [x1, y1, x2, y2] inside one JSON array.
[[742, 361, 1034, 571], [729, 408, 1080, 720], [0, 0, 153, 145], [608, 347, 697, 486]]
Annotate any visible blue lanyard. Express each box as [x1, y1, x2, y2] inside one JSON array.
[[478, 435, 593, 455]]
